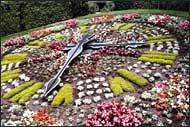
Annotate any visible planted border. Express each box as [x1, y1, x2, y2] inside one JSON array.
[[3, 80, 36, 99], [117, 68, 148, 87]]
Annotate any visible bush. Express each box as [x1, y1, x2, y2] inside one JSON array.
[[87, 1, 99, 13], [111, 23, 125, 30], [1, 69, 21, 83], [51, 83, 73, 106], [3, 80, 35, 99], [143, 51, 177, 56], [101, 1, 115, 12], [141, 54, 176, 60], [10, 82, 42, 103], [117, 68, 148, 87], [147, 35, 174, 40], [18, 82, 42, 104], [108, 77, 123, 96], [1, 53, 27, 65], [119, 23, 136, 31], [138, 56, 174, 65]]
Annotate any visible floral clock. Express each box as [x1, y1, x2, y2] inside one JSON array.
[[1, 13, 189, 126]]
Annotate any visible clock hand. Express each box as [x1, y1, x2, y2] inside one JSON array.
[[62, 41, 149, 51], [44, 33, 94, 97]]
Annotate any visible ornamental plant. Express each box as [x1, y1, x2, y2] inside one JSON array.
[[64, 19, 79, 28], [30, 28, 52, 38], [47, 41, 66, 50], [86, 101, 143, 126], [33, 108, 55, 125], [148, 15, 175, 25], [122, 13, 140, 21], [177, 20, 190, 30], [117, 68, 148, 87], [90, 15, 114, 24], [4, 37, 26, 47]]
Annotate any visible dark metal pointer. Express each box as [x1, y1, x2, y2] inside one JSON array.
[[44, 33, 94, 97]]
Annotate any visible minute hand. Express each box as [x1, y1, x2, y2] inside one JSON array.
[[44, 33, 94, 97]]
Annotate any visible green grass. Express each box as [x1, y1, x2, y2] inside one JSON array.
[[1, 9, 189, 43]]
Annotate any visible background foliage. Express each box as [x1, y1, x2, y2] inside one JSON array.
[[0, 0, 189, 36]]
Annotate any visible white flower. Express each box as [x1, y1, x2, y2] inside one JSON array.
[[141, 91, 151, 100], [124, 95, 136, 104]]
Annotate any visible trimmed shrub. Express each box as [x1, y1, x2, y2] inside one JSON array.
[[3, 80, 35, 99], [141, 54, 176, 60], [1, 69, 21, 83], [28, 40, 47, 47], [79, 25, 89, 33], [143, 51, 177, 56], [113, 77, 136, 92], [87, 1, 99, 13], [119, 23, 135, 31], [111, 23, 125, 30], [108, 77, 123, 96], [138, 56, 174, 65], [117, 68, 148, 87], [1, 53, 27, 65], [18, 82, 42, 104], [51, 83, 73, 106], [63, 84, 74, 105], [148, 38, 175, 43], [101, 1, 115, 12], [147, 35, 174, 40]]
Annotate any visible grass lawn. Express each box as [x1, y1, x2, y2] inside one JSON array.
[[1, 9, 189, 43]]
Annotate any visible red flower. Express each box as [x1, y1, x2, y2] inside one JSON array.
[[85, 101, 143, 126]]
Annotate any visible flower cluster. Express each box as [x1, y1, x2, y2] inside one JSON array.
[[153, 75, 189, 121], [122, 13, 140, 21], [47, 41, 66, 50], [30, 28, 52, 38], [177, 20, 190, 30], [148, 15, 175, 25], [90, 47, 140, 62], [4, 37, 25, 47], [64, 19, 79, 28], [86, 101, 143, 126], [90, 15, 114, 24], [22, 51, 61, 64], [33, 109, 55, 125]]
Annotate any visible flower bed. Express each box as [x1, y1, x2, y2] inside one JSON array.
[[0, 10, 189, 126]]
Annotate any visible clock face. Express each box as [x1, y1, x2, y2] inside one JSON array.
[[1, 15, 189, 126]]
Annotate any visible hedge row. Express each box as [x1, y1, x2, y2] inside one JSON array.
[[1, 0, 189, 36], [0, 1, 73, 36]]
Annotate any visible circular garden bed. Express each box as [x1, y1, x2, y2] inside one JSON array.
[[1, 12, 189, 126]]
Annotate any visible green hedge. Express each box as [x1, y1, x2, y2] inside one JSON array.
[[0, 1, 73, 36]]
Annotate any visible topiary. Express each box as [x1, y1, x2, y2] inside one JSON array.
[[117, 69, 148, 87]]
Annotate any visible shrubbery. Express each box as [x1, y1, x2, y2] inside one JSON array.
[[117, 68, 148, 87]]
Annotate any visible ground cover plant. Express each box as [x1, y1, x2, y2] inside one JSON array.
[[1, 8, 189, 126]]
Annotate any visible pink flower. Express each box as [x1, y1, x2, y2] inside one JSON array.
[[177, 20, 190, 30], [148, 15, 174, 25], [122, 13, 140, 21], [85, 101, 143, 126], [64, 19, 79, 28], [4, 37, 25, 47]]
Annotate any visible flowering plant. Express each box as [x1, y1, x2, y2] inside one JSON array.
[[47, 41, 66, 50], [177, 20, 190, 30], [4, 37, 25, 47], [148, 15, 175, 25], [64, 19, 79, 28], [90, 15, 114, 24], [33, 109, 55, 125], [86, 101, 143, 126], [30, 28, 52, 38], [122, 13, 140, 21]]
